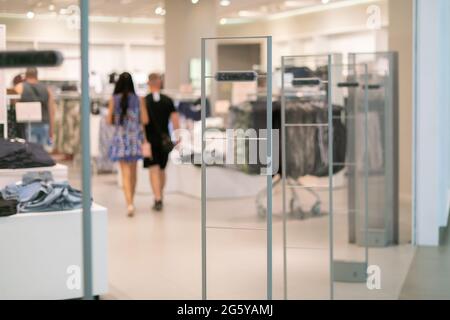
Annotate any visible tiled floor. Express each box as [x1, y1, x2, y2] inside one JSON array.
[[65, 161, 430, 300]]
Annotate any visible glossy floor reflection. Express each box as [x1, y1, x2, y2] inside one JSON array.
[[400, 230, 450, 300], [67, 164, 416, 300]]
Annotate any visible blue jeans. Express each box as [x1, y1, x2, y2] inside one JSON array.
[[1, 172, 84, 213], [28, 123, 50, 146], [18, 182, 83, 213]]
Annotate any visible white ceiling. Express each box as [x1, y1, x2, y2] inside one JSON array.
[[0, 0, 345, 20]]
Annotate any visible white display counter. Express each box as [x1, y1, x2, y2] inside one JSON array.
[[0, 204, 108, 300], [120, 160, 267, 199], [118, 161, 346, 200], [0, 164, 69, 187]]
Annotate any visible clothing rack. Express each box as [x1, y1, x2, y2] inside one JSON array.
[[228, 94, 346, 219], [255, 94, 346, 219]]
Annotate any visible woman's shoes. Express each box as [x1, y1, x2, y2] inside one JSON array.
[[152, 200, 163, 212], [128, 200, 164, 215], [127, 205, 135, 218]]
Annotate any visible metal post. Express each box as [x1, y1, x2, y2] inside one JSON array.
[[327, 55, 334, 300], [266, 36, 273, 301], [363, 64, 369, 266], [201, 38, 207, 301], [0, 25, 6, 139], [281, 57, 288, 300], [412, 0, 418, 247], [80, 0, 93, 300]]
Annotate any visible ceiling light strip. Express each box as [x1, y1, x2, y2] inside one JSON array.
[[0, 12, 163, 25], [267, 0, 381, 21]]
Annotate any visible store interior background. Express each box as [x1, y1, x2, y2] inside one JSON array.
[[1, 0, 449, 300]]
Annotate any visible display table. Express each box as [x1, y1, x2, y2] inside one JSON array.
[[120, 161, 346, 200], [0, 164, 69, 187], [0, 204, 108, 300], [120, 160, 267, 199]]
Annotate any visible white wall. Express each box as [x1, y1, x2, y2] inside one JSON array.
[[1, 1, 389, 86], [164, 0, 217, 91], [219, 0, 389, 69], [0, 16, 164, 86], [272, 28, 387, 69]]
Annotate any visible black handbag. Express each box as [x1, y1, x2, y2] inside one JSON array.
[[159, 132, 175, 154], [147, 102, 174, 154]]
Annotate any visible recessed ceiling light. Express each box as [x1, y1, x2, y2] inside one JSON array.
[[26, 11, 35, 19], [322, 0, 330, 4], [220, 18, 227, 24], [48, 4, 55, 11], [192, 0, 199, 4], [284, 1, 303, 7], [155, 6, 163, 15], [238, 10, 261, 17], [220, 0, 231, 6]]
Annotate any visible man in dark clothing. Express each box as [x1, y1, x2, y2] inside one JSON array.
[[144, 73, 180, 211], [14, 67, 55, 146]]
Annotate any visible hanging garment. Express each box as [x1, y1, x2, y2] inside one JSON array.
[[94, 110, 117, 173], [353, 85, 385, 172], [6, 102, 27, 140], [0, 139, 55, 169], [229, 100, 282, 175], [281, 99, 346, 179], [353, 112, 384, 172], [285, 101, 318, 178], [228, 99, 347, 177], [54, 97, 81, 156], [177, 98, 210, 121]]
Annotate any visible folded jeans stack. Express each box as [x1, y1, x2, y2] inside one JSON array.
[[0, 195, 17, 217], [0, 139, 55, 169], [0, 171, 86, 214]]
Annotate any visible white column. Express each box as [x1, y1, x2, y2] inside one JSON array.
[[388, 0, 414, 217], [0, 25, 6, 138], [164, 0, 217, 91], [414, 0, 450, 246]]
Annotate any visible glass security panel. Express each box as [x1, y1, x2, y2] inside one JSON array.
[[330, 63, 370, 300], [281, 55, 332, 300], [347, 52, 410, 299], [202, 37, 272, 300]]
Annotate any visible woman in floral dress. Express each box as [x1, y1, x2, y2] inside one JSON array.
[[108, 72, 149, 217]]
